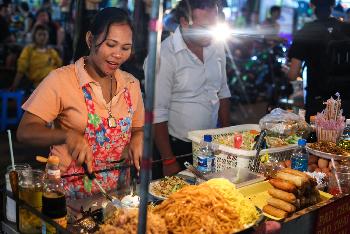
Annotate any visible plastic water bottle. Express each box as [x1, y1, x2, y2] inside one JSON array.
[[197, 135, 215, 174], [291, 139, 309, 172], [338, 119, 350, 150]]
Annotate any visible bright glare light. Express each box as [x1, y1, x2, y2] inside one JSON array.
[[211, 23, 231, 42], [251, 56, 257, 61]]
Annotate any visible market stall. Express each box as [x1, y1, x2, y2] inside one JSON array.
[[2, 94, 350, 234]]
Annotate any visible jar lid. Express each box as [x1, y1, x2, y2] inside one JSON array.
[[48, 155, 60, 165]]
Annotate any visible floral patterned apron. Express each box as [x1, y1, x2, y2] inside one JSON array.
[[62, 83, 133, 200]]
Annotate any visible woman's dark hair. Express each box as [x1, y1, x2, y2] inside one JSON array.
[[35, 8, 52, 23], [174, 0, 218, 23], [32, 24, 49, 42], [310, 0, 335, 20], [89, 7, 134, 48], [270, 5, 281, 15], [20, 1, 29, 12]]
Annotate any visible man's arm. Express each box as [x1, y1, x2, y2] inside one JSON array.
[[287, 58, 302, 81], [219, 98, 231, 127]]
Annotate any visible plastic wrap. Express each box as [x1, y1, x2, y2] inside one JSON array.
[[259, 108, 309, 137]]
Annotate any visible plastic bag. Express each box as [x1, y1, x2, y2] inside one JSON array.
[[259, 108, 309, 136]]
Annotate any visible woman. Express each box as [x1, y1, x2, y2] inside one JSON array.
[[17, 8, 144, 200], [33, 8, 64, 51], [10, 24, 62, 90]]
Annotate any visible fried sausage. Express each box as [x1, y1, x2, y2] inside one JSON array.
[[280, 168, 308, 181], [267, 197, 296, 213], [281, 168, 317, 186], [268, 188, 296, 203], [269, 178, 297, 193], [263, 205, 288, 219], [276, 171, 304, 187]]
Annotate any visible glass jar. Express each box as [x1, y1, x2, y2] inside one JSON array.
[[5, 164, 31, 222], [18, 169, 44, 234]]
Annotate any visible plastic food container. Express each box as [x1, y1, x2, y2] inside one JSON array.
[[188, 124, 297, 172]]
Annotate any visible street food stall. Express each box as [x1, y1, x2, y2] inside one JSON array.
[[2, 93, 350, 234], [2, 0, 350, 233]]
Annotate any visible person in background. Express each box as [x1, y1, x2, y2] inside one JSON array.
[[345, 8, 350, 23], [0, 3, 14, 43], [288, 0, 350, 120], [144, 0, 231, 178], [9, 24, 62, 91], [16, 8, 144, 200], [33, 9, 64, 51], [18, 2, 34, 35], [262, 5, 281, 36]]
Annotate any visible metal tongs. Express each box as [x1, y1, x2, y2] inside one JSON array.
[[130, 165, 138, 196], [252, 130, 267, 173], [184, 161, 209, 181], [82, 163, 122, 208]]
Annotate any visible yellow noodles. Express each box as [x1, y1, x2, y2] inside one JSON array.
[[204, 178, 258, 225], [153, 184, 242, 234]]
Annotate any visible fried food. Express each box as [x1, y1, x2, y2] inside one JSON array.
[[263, 205, 288, 219], [309, 141, 350, 156], [153, 184, 242, 234], [151, 176, 189, 198], [97, 209, 167, 234]]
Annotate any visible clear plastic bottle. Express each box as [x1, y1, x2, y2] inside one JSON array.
[[197, 135, 215, 174], [338, 119, 350, 150], [291, 139, 309, 172], [42, 156, 67, 234]]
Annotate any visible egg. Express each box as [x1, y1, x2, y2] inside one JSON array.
[[278, 161, 286, 168], [315, 168, 322, 173], [328, 161, 339, 170], [285, 160, 291, 168], [321, 167, 330, 173], [308, 164, 318, 172], [318, 158, 329, 169], [308, 155, 318, 164]]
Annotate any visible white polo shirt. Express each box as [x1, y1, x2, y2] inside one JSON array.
[[145, 27, 231, 142]]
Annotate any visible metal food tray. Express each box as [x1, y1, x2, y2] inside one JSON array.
[[306, 145, 350, 161], [197, 167, 266, 188]]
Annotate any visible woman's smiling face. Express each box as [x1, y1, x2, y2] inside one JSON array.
[[88, 23, 133, 77]]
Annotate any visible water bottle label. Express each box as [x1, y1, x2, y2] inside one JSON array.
[[197, 156, 215, 173], [291, 158, 308, 172], [48, 169, 60, 179]]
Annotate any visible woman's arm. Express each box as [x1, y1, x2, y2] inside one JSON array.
[[17, 112, 93, 172], [129, 127, 144, 170]]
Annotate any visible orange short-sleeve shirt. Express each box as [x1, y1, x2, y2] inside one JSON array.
[[22, 58, 145, 172]]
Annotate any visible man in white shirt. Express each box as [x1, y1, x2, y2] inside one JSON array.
[[145, 0, 231, 178]]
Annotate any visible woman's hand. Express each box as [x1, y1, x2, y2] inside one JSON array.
[[129, 128, 144, 171], [65, 130, 93, 173]]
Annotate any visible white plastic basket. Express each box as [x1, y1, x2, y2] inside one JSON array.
[[188, 124, 297, 172]]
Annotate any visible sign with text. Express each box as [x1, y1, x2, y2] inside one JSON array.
[[314, 195, 350, 234]]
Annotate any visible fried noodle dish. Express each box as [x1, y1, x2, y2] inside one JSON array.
[[151, 176, 189, 198], [204, 178, 259, 226], [309, 141, 350, 156], [153, 184, 243, 234], [96, 209, 167, 234]]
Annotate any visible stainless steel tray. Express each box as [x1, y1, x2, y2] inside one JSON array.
[[196, 167, 265, 188]]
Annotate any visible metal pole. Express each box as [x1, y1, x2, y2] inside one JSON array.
[[137, 0, 163, 233]]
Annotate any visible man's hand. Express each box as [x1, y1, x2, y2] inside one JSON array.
[[163, 161, 181, 176], [65, 130, 93, 173]]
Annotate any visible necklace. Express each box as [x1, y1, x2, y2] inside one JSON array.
[[107, 76, 117, 128], [84, 58, 117, 128]]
